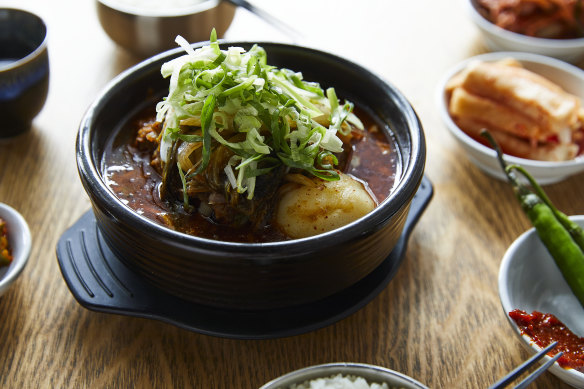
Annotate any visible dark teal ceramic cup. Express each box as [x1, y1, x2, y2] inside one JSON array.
[[0, 8, 49, 137]]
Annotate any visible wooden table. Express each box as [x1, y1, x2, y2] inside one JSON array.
[[1, 1, 583, 388]]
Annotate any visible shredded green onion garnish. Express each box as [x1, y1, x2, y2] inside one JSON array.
[[157, 29, 362, 199]]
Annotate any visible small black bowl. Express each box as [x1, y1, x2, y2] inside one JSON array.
[[76, 42, 426, 310], [0, 8, 49, 137]]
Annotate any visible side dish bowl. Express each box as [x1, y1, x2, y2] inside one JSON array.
[[466, 0, 584, 64], [0, 203, 32, 297], [499, 215, 584, 388], [76, 41, 426, 310], [259, 363, 429, 389], [96, 0, 235, 57], [437, 51, 584, 185]]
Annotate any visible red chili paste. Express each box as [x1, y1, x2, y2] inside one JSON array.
[[509, 309, 584, 373]]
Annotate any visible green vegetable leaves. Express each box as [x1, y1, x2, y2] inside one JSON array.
[[157, 30, 357, 199], [192, 93, 216, 177]]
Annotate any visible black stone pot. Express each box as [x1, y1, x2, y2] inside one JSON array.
[[76, 42, 426, 310]]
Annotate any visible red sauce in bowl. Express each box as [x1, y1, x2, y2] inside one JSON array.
[[509, 309, 584, 373]]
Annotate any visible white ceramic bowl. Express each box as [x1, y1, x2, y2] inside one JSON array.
[[466, 0, 584, 64], [0, 203, 31, 297], [437, 51, 584, 185], [499, 215, 584, 388], [259, 363, 428, 389]]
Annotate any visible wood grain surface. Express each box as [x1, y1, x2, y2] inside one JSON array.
[[1, 1, 583, 388]]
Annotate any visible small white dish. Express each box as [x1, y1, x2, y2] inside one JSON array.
[[437, 51, 584, 185], [465, 0, 584, 64], [259, 363, 428, 389], [0, 203, 32, 297], [499, 215, 584, 388]]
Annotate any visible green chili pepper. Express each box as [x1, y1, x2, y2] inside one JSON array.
[[481, 130, 584, 307], [511, 164, 584, 251], [516, 187, 584, 306]]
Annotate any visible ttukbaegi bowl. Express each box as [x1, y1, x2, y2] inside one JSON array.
[[76, 41, 426, 310], [466, 0, 584, 64], [96, 0, 235, 57], [437, 51, 584, 185], [499, 215, 584, 388], [259, 363, 429, 389]]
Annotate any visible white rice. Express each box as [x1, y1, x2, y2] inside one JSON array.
[[289, 374, 390, 389]]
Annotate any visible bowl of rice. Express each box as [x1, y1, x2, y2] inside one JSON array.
[[260, 363, 428, 389]]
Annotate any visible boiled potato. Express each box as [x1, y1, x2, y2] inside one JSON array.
[[275, 172, 376, 239]]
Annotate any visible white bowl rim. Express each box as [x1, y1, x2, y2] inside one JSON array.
[[498, 215, 584, 385], [465, 0, 584, 48], [259, 362, 429, 389], [96, 0, 221, 17], [0, 203, 32, 296], [436, 51, 584, 169]]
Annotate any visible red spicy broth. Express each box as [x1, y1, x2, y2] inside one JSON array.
[[102, 103, 402, 243]]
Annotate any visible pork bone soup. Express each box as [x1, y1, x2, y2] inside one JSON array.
[[102, 36, 401, 243]]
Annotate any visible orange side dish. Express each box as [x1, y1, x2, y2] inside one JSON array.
[[0, 218, 13, 266], [476, 0, 584, 39], [509, 309, 584, 373], [445, 58, 584, 161]]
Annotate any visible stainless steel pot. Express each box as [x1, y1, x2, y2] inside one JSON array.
[[96, 0, 235, 57]]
